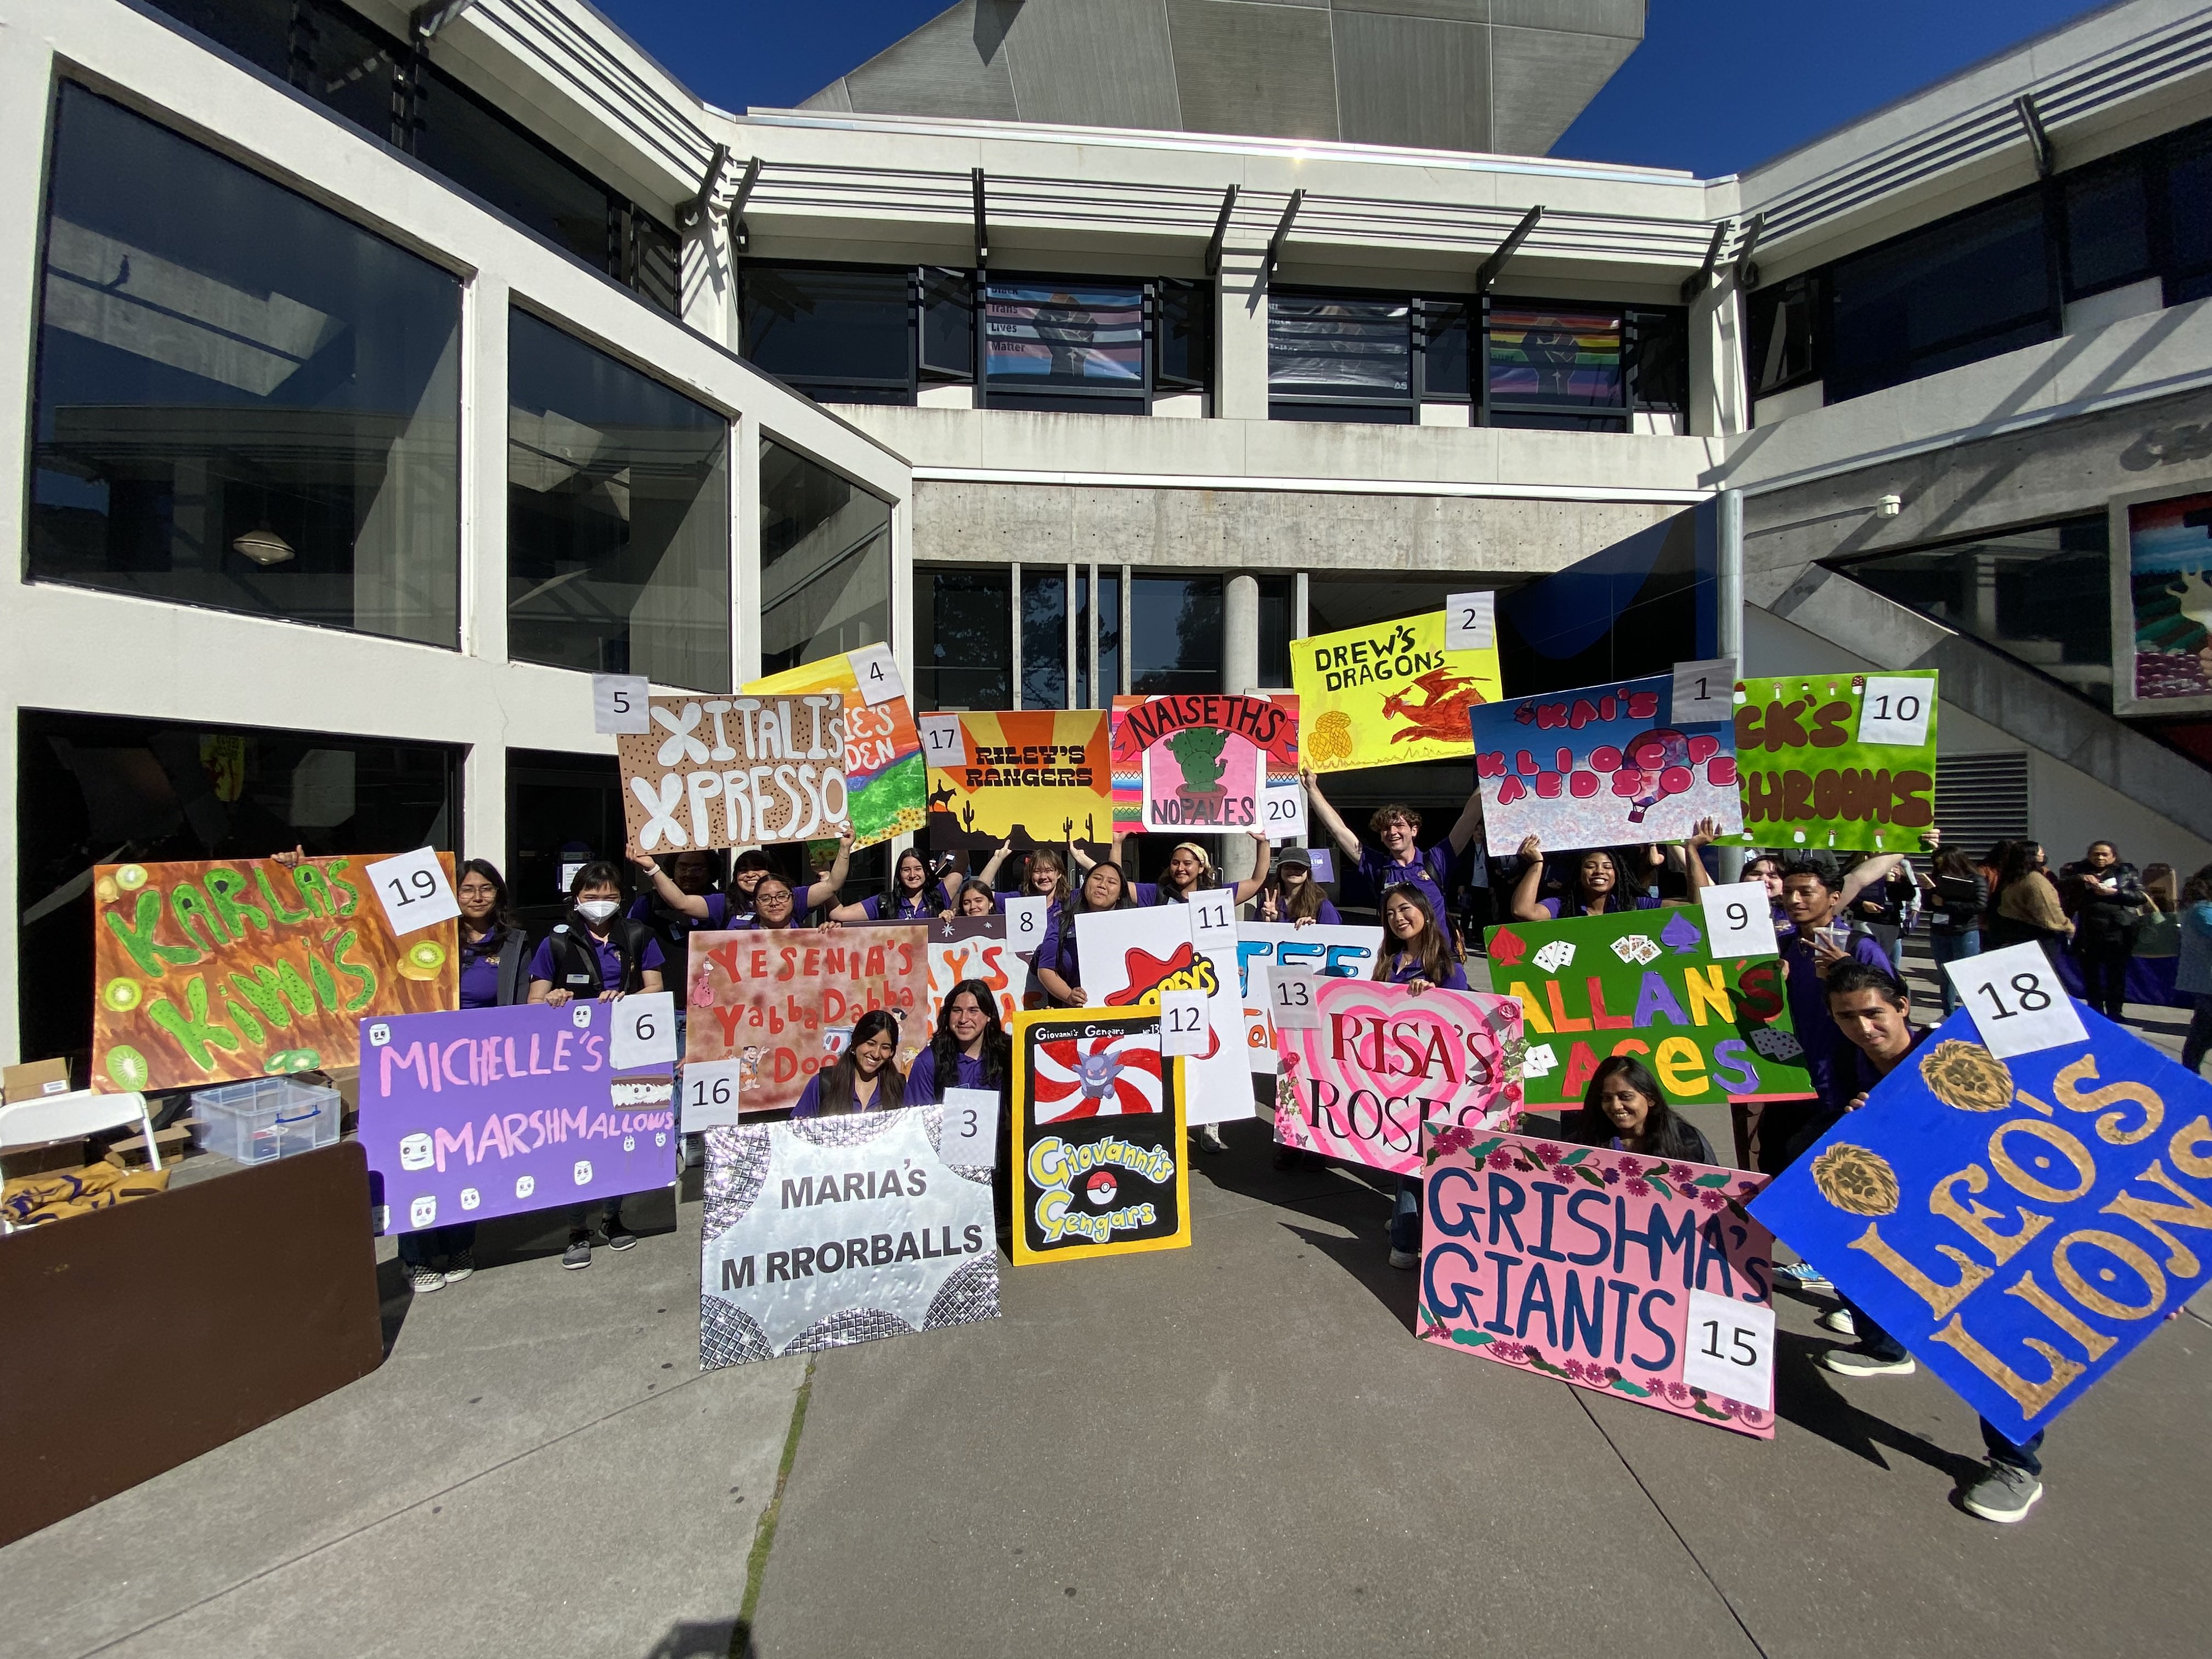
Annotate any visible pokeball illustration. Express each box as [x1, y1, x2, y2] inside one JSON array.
[[459, 1187, 481, 1211], [515, 1175, 535, 1199], [571, 1005, 593, 1029], [399, 1132, 435, 1171], [409, 1195, 437, 1228], [1030, 1033, 1164, 1122], [573, 1160, 593, 1185], [367, 1022, 391, 1047], [1084, 1170, 1119, 1207]]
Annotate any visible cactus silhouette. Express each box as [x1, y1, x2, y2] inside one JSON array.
[[962, 801, 975, 832], [1165, 727, 1229, 793]]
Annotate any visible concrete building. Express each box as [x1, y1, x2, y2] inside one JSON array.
[[4, 0, 2209, 1070]]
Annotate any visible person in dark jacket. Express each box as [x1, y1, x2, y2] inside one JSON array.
[[2060, 841, 2146, 1020], [1918, 849, 1990, 1015], [1570, 1054, 1717, 1166]]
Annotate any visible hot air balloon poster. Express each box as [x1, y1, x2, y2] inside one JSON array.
[[1009, 1007, 1190, 1266]]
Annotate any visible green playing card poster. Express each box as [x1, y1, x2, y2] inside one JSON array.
[[1484, 909, 1813, 1107], [1731, 670, 1938, 853]]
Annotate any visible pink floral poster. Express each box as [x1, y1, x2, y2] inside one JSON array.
[[1417, 1128, 1778, 1438]]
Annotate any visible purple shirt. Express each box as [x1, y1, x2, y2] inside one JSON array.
[[1379, 952, 1469, 991], [904, 1046, 990, 1105], [527, 926, 665, 993], [1782, 926, 1898, 1108], [1537, 893, 1663, 920], [791, 1071, 896, 1119], [1356, 843, 1455, 929], [861, 883, 950, 922], [1034, 925, 1081, 995], [458, 930, 504, 1010]]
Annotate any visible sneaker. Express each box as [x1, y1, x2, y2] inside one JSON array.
[[562, 1235, 591, 1270], [409, 1265, 445, 1294], [1776, 1261, 1833, 1292], [1387, 1247, 1419, 1270], [1199, 1125, 1227, 1154], [1961, 1460, 2044, 1524], [603, 1219, 637, 1251], [441, 1251, 473, 1284], [1817, 1306, 1857, 1338], [1820, 1345, 1915, 1377]]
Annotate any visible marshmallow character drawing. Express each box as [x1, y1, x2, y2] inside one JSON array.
[[409, 1195, 438, 1228], [399, 1132, 435, 1171]]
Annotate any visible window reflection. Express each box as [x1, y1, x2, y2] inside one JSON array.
[[917, 567, 1011, 709], [508, 313, 729, 689], [760, 440, 891, 675], [1021, 569, 1069, 710], [1130, 576, 1224, 696], [30, 87, 460, 646]]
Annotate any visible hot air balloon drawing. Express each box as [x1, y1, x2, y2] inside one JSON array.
[[1030, 1031, 1164, 1121]]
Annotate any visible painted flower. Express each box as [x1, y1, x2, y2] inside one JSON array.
[[1601, 1366, 1621, 1381], [1437, 1125, 1475, 1155], [1561, 1358, 1584, 1380], [1487, 1149, 1515, 1170], [1626, 1178, 1651, 1197], [1664, 1383, 1690, 1405], [1533, 1143, 1565, 1166], [1669, 1164, 1694, 1182], [1735, 1180, 1762, 1197], [1601, 1169, 1622, 1186], [1616, 1156, 1643, 1177], [1699, 1190, 1726, 1211], [1493, 1342, 1525, 1364]]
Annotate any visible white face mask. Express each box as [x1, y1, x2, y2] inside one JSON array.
[[576, 899, 619, 924]]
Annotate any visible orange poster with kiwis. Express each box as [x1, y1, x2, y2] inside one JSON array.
[[91, 855, 458, 1093]]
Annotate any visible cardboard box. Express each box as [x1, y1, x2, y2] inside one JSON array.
[[3, 1057, 72, 1105]]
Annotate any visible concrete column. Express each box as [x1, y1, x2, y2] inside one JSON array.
[[1215, 250, 1270, 421], [1688, 284, 1747, 438], [682, 213, 732, 348], [1221, 573, 1261, 882]]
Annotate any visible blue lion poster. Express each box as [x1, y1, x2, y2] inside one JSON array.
[[1750, 1004, 2212, 1444]]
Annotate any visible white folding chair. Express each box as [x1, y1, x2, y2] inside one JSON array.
[[0, 1090, 161, 1233]]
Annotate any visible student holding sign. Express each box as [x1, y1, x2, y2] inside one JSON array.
[[1303, 771, 1484, 939], [973, 842, 1071, 916], [1376, 884, 1470, 1269], [1032, 862, 1137, 1008], [829, 847, 951, 924], [904, 980, 1012, 1105], [1571, 1055, 1717, 1165], [1509, 819, 1723, 921], [791, 1010, 907, 1118], [1077, 832, 1272, 908], [1256, 851, 1341, 926]]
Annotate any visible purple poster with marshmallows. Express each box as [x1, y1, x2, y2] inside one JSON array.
[[358, 1002, 676, 1235]]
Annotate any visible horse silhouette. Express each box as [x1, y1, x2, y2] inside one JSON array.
[[927, 782, 956, 811]]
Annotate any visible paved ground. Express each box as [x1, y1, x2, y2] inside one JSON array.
[[5, 959, 2206, 1659]]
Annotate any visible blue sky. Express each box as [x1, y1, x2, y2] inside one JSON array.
[[595, 0, 2108, 178]]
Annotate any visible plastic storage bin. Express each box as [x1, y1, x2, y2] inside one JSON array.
[[189, 1077, 341, 1165]]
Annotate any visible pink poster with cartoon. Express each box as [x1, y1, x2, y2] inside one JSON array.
[[1417, 1128, 1776, 1438], [1471, 673, 1742, 856], [1272, 979, 1523, 1175]]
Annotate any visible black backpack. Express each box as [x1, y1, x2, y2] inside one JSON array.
[[541, 917, 657, 995]]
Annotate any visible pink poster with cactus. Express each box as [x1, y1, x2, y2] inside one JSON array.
[[1272, 979, 1523, 1176], [1417, 1128, 1777, 1438]]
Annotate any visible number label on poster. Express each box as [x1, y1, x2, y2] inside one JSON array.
[[1270, 970, 1323, 1031], [919, 713, 967, 767], [1445, 590, 1495, 651], [610, 991, 677, 1071], [1188, 890, 1236, 950], [1699, 881, 1778, 957], [1857, 676, 1933, 746], [1159, 989, 1211, 1056], [363, 847, 460, 935], [1945, 943, 2087, 1058], [1682, 1289, 1775, 1410], [1005, 895, 1048, 957], [849, 644, 906, 707], [1262, 785, 1307, 841], [592, 673, 652, 735], [681, 1057, 744, 1130], [939, 1087, 1000, 1166], [1671, 656, 1739, 725]]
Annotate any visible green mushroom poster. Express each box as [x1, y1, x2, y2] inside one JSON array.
[[1731, 670, 1939, 853], [91, 854, 458, 1093]]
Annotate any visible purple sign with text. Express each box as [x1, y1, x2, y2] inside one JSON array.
[[358, 1002, 675, 1235]]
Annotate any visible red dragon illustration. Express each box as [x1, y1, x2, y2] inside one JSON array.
[[1380, 666, 1490, 746]]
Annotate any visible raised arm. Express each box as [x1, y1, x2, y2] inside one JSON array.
[[1229, 833, 1272, 906], [975, 841, 1014, 887], [1443, 786, 1487, 856], [826, 895, 874, 924], [1300, 769, 1362, 861], [804, 829, 854, 912], [1680, 818, 1720, 901], [1508, 835, 1551, 922], [1841, 827, 1939, 905], [630, 850, 712, 920]]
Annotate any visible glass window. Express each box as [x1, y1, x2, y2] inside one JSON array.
[[1835, 518, 2113, 707], [506, 747, 623, 922], [1020, 569, 1069, 710], [1419, 300, 1474, 400], [1488, 304, 1624, 411], [1747, 273, 1822, 398], [1076, 570, 1122, 707], [742, 266, 911, 392], [508, 313, 730, 689], [1130, 576, 1224, 696], [984, 281, 1144, 389], [18, 707, 459, 1068], [2063, 161, 2153, 297], [916, 567, 1011, 709], [30, 87, 459, 646], [1627, 308, 1688, 411], [1828, 191, 2056, 403], [1156, 280, 1214, 394], [759, 441, 892, 676], [920, 268, 974, 382], [1269, 294, 1413, 407], [1257, 575, 1294, 689], [2167, 128, 2212, 301]]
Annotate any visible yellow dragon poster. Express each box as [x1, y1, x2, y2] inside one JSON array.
[[1288, 610, 1503, 772]]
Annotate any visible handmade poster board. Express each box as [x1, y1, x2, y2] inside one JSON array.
[[682, 926, 928, 1114], [747, 647, 926, 847], [1074, 906, 1249, 1126], [617, 693, 850, 853], [923, 709, 1113, 858], [1751, 1006, 2212, 1445], [357, 1003, 675, 1233], [1420, 1127, 1776, 1438], [91, 854, 458, 1094], [1290, 610, 1503, 773], [1273, 980, 1523, 1176], [1730, 671, 1937, 853], [1109, 693, 1301, 837], [2111, 484, 2212, 715], [924, 914, 1022, 1029], [1234, 922, 1385, 1075], [1485, 910, 1811, 1107], [1471, 672, 1742, 856], [698, 1107, 998, 1368], [1009, 1007, 1190, 1265]]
